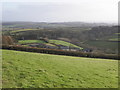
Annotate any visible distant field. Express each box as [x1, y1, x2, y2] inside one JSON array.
[[2, 49, 118, 88], [49, 40, 83, 49], [11, 29, 41, 33], [2, 25, 18, 28], [100, 33, 118, 41], [115, 33, 120, 35], [109, 38, 120, 41], [85, 40, 118, 50], [45, 43, 57, 47], [18, 39, 83, 49], [18, 40, 46, 44]]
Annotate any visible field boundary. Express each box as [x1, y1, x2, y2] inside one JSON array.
[[1, 44, 119, 60]]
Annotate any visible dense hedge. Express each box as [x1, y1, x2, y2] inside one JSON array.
[[1, 44, 119, 60]]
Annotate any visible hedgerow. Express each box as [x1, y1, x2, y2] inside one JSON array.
[[1, 44, 119, 60]]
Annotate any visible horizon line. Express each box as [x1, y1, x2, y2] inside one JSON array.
[[2, 21, 118, 24]]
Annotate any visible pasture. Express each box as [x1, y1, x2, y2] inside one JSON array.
[[11, 29, 41, 33], [49, 40, 83, 49], [18, 40, 46, 44], [2, 49, 118, 88], [85, 40, 118, 50]]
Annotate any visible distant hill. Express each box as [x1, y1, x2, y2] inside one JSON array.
[[2, 22, 118, 54], [2, 22, 115, 28]]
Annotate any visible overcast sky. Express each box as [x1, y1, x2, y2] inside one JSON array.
[[1, 0, 119, 23]]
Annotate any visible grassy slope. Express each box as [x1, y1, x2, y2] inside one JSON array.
[[49, 40, 83, 49], [2, 50, 118, 88], [18, 40, 46, 44]]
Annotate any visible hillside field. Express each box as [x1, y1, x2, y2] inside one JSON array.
[[2, 49, 118, 88], [18, 39, 83, 50], [11, 29, 41, 33], [85, 40, 118, 50], [18, 40, 46, 44], [49, 40, 83, 49]]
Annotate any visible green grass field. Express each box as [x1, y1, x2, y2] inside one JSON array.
[[18, 40, 46, 44], [18, 39, 83, 49], [85, 40, 118, 50], [11, 29, 41, 33], [2, 49, 118, 88], [115, 33, 120, 35], [45, 43, 57, 47], [49, 40, 83, 49], [109, 38, 120, 41]]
